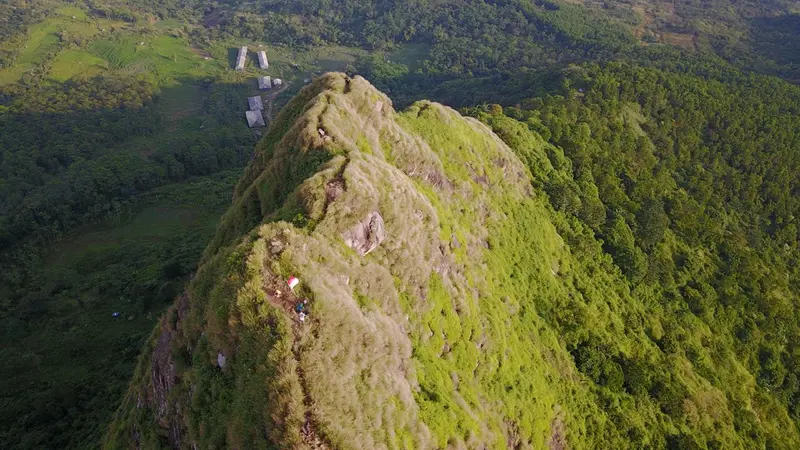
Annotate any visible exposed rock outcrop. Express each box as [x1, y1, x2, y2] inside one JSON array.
[[150, 330, 175, 420], [342, 211, 386, 256]]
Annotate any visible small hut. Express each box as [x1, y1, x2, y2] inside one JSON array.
[[235, 46, 247, 71], [258, 76, 272, 90], [273, 78, 283, 88], [246, 110, 265, 128], [248, 96, 264, 111], [257, 50, 269, 69]]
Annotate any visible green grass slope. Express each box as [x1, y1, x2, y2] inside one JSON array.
[[104, 73, 800, 449]]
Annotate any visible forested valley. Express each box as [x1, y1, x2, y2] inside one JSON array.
[[0, 0, 798, 448]]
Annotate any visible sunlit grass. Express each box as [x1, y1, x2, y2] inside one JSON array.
[[89, 35, 222, 81], [48, 49, 108, 81], [0, 9, 120, 84]]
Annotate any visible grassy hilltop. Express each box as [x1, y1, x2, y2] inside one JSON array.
[[105, 73, 800, 449]]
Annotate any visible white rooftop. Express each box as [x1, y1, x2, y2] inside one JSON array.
[[246, 110, 265, 127], [235, 46, 247, 71], [257, 50, 269, 69], [248, 96, 264, 111]]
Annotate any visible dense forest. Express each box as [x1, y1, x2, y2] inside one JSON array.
[[467, 60, 800, 447], [77, 0, 799, 79], [0, 76, 253, 287], [0, 7, 259, 444], [0, 74, 255, 446], [0, 0, 798, 448]]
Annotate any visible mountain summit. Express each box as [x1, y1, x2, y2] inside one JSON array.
[[104, 73, 560, 449], [104, 73, 800, 450]]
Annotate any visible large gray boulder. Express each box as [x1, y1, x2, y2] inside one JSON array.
[[342, 211, 386, 256]]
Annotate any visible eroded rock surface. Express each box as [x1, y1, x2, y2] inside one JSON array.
[[342, 211, 386, 256]]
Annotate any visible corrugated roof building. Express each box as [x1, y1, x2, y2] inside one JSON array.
[[258, 76, 272, 90], [273, 78, 283, 87], [257, 50, 269, 69], [235, 46, 247, 71], [246, 110, 265, 128], [248, 96, 264, 111]]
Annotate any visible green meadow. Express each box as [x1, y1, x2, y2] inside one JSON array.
[[48, 49, 108, 82], [0, 7, 121, 84], [88, 35, 224, 81]]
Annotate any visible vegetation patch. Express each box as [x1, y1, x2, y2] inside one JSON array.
[[48, 49, 108, 81], [0, 10, 118, 84]]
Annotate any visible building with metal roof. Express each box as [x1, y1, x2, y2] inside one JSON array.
[[258, 76, 272, 90], [248, 95, 264, 111], [235, 46, 247, 71], [257, 50, 269, 69], [246, 110, 265, 127]]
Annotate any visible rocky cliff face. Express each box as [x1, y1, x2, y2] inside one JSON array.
[[104, 73, 597, 449]]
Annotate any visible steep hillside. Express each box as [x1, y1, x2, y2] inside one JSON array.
[[104, 73, 800, 449]]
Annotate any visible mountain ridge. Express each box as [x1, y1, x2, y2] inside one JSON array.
[[105, 72, 566, 449], [104, 72, 800, 450]]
